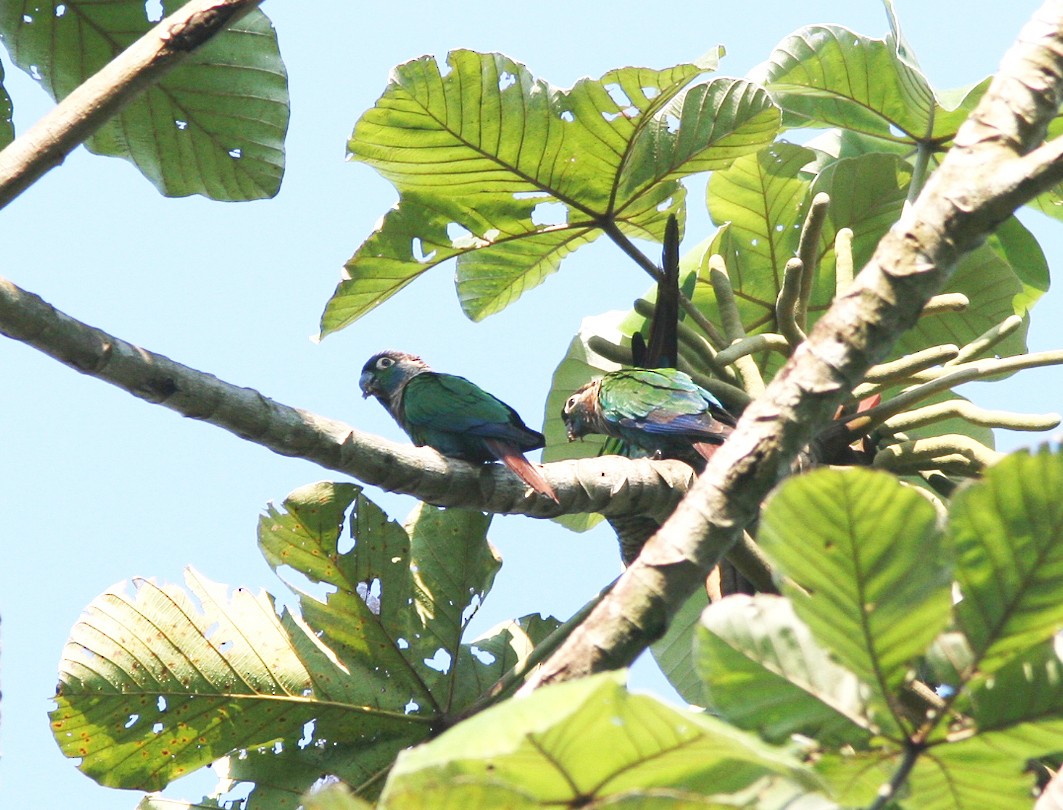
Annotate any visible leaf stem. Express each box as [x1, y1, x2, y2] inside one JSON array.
[[868, 741, 925, 810], [908, 138, 935, 204]]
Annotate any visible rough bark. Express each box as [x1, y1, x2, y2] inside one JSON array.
[[522, 0, 1063, 690]]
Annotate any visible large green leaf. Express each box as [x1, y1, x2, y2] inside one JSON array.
[[909, 738, 1043, 810], [323, 50, 780, 331], [697, 594, 877, 746], [50, 567, 407, 793], [377, 673, 825, 808], [950, 447, 1063, 676], [701, 142, 814, 333], [0, 0, 288, 199], [753, 23, 988, 143], [758, 468, 950, 733], [53, 483, 557, 802]]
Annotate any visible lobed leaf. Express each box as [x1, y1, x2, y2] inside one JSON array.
[[53, 483, 549, 803], [324, 50, 779, 330], [910, 740, 1043, 810], [0, 0, 289, 199], [758, 468, 950, 733], [50, 568, 413, 792]]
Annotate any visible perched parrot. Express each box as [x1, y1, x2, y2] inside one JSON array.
[[360, 349, 558, 502], [562, 367, 736, 463]]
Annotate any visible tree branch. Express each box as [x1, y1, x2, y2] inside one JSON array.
[[0, 0, 263, 211], [521, 0, 1063, 690], [0, 274, 699, 519]]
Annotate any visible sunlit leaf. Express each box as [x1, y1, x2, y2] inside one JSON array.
[[52, 483, 542, 803], [987, 215, 1051, 316], [909, 738, 1042, 810], [754, 24, 987, 143], [378, 673, 824, 807], [697, 595, 877, 745], [966, 639, 1063, 751], [50, 568, 409, 793], [323, 50, 779, 331], [699, 142, 814, 333], [758, 468, 950, 732], [0, 0, 289, 199], [950, 447, 1063, 676]]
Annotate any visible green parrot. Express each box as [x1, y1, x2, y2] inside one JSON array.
[[360, 349, 558, 502], [562, 367, 736, 463]]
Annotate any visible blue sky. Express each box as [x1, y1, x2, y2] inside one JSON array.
[[0, 2, 1057, 808]]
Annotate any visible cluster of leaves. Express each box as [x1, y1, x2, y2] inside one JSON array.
[[52, 482, 560, 807], [3, 0, 1063, 808], [53, 449, 1063, 808]]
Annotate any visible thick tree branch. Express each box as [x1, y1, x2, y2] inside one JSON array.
[[0, 275, 698, 518], [522, 0, 1063, 689], [0, 0, 263, 210]]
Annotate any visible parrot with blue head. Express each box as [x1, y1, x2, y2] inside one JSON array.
[[360, 350, 558, 502], [562, 367, 736, 464]]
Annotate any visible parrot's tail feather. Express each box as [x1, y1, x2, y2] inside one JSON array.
[[484, 439, 560, 503], [692, 441, 721, 462]]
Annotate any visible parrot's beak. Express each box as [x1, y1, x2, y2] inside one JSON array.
[[358, 371, 375, 398]]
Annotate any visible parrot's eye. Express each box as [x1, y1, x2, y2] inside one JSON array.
[[564, 395, 577, 412], [376, 357, 394, 370]]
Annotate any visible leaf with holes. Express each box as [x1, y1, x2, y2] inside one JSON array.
[[50, 568, 417, 794], [322, 49, 779, 332], [52, 483, 553, 803], [758, 468, 951, 734], [0, 0, 288, 199], [378, 673, 827, 808], [950, 446, 1063, 677]]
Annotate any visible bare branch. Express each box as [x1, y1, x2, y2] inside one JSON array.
[[0, 275, 697, 519], [0, 0, 263, 210]]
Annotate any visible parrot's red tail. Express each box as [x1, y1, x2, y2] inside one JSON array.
[[484, 439, 559, 504]]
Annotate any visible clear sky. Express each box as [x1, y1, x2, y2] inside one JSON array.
[[0, 2, 1057, 808]]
